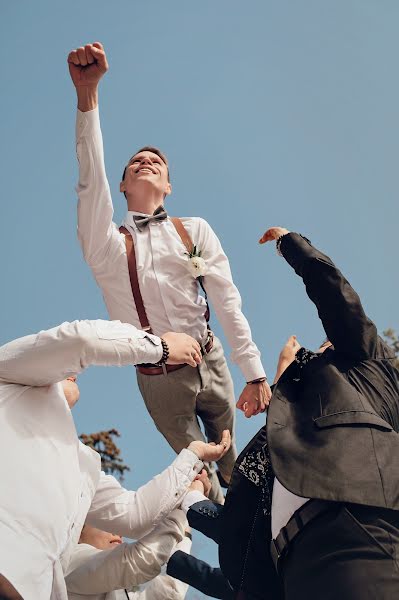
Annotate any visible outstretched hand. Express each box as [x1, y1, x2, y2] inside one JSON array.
[[259, 227, 290, 244], [279, 335, 301, 364], [188, 430, 231, 462], [68, 42, 108, 89]]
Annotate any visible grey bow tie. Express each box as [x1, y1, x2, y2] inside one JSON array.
[[133, 206, 168, 231]]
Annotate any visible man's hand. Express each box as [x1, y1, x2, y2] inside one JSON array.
[[188, 430, 231, 462], [236, 380, 272, 418], [188, 469, 212, 497], [259, 227, 290, 244], [279, 335, 301, 364], [273, 335, 301, 384], [67, 42, 108, 111], [162, 332, 202, 367]]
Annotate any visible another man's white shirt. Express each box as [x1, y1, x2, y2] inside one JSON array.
[[75, 108, 266, 382], [0, 320, 203, 600], [66, 515, 192, 600]]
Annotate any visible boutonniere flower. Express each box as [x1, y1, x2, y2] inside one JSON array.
[[186, 245, 207, 278]]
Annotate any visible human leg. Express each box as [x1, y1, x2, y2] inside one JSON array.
[[137, 365, 225, 502], [196, 338, 237, 485]]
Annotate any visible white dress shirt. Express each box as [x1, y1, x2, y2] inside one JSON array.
[[66, 510, 191, 600], [0, 320, 203, 600], [75, 108, 266, 382], [65, 509, 191, 600]]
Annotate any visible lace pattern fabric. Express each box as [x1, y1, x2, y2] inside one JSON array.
[[237, 437, 274, 516]]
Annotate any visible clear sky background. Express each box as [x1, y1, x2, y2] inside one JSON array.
[[1, 2, 398, 598]]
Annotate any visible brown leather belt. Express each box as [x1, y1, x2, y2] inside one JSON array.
[[270, 499, 334, 574], [136, 333, 214, 376]]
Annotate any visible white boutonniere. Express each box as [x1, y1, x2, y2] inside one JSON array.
[[186, 245, 207, 278]]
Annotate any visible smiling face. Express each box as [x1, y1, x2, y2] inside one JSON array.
[[120, 148, 171, 201]]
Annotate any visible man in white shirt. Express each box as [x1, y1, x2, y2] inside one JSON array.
[[0, 319, 231, 600], [66, 520, 192, 600], [68, 42, 271, 503]]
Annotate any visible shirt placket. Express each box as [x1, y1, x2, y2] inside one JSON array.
[[148, 222, 174, 331]]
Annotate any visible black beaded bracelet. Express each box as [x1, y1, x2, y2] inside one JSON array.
[[247, 377, 267, 385], [157, 338, 170, 365]]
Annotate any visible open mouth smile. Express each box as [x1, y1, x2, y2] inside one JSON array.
[[136, 167, 156, 174]]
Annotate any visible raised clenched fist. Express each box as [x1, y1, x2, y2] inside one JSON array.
[[67, 42, 108, 89]]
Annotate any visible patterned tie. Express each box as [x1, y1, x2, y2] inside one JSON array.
[[133, 205, 168, 231]]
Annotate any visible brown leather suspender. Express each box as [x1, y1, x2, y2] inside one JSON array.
[[170, 217, 194, 254], [119, 218, 210, 335], [119, 226, 153, 333]]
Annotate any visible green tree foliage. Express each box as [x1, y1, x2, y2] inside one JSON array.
[[383, 328, 399, 369], [79, 429, 130, 482]]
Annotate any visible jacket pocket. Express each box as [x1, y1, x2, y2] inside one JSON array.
[[314, 410, 392, 431]]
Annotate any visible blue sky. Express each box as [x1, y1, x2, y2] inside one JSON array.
[[1, 2, 398, 597]]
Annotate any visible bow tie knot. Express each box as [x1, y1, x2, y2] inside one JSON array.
[[133, 206, 168, 231]]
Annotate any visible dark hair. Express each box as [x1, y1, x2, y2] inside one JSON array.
[[121, 146, 170, 184]]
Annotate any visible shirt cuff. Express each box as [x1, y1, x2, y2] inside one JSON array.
[[180, 491, 208, 514], [237, 356, 267, 382], [76, 106, 100, 139], [138, 337, 163, 364], [173, 449, 204, 481]]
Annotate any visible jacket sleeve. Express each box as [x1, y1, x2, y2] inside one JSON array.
[[0, 320, 162, 386], [86, 450, 203, 540], [65, 509, 186, 593], [187, 500, 223, 544], [279, 233, 378, 359], [167, 550, 234, 599]]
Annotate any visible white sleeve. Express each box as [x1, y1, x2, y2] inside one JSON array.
[[0, 320, 162, 386], [75, 107, 121, 266], [199, 219, 266, 381], [65, 510, 186, 594], [86, 450, 203, 539], [138, 534, 192, 600]]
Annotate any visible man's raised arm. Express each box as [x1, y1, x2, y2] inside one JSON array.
[[68, 42, 118, 266], [260, 227, 377, 358]]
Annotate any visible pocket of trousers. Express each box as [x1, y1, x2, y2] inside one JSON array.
[[342, 506, 395, 560]]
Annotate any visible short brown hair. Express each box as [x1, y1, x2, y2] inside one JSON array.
[[122, 146, 170, 183]]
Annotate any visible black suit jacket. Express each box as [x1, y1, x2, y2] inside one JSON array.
[[188, 427, 283, 600], [268, 233, 399, 507]]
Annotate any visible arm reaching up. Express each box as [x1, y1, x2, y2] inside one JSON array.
[[260, 227, 378, 358], [68, 42, 108, 111]]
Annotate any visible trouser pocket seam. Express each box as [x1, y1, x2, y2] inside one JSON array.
[[343, 506, 394, 560]]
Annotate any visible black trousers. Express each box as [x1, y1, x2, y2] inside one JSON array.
[[282, 503, 399, 600]]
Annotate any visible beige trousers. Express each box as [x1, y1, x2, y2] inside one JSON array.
[[137, 337, 237, 504]]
